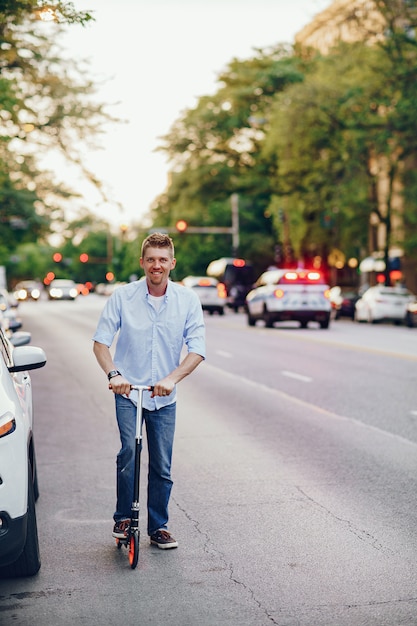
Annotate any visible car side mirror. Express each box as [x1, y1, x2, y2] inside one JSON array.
[[9, 346, 47, 372]]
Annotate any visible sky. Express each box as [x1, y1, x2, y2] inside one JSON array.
[[56, 0, 332, 230]]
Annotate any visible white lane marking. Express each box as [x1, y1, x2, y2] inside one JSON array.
[[282, 370, 312, 383], [203, 361, 417, 450], [216, 350, 233, 358]]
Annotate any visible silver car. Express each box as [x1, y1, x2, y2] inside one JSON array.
[[182, 276, 226, 315], [245, 268, 331, 329]]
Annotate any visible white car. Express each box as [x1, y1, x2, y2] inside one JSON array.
[[245, 268, 331, 329], [13, 281, 42, 302], [0, 328, 46, 577], [354, 285, 415, 324], [47, 278, 78, 300], [182, 276, 226, 315]]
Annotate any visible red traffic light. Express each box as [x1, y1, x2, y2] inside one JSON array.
[[79, 253, 89, 263], [175, 220, 188, 233]]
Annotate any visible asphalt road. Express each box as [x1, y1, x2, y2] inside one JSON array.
[[1, 296, 417, 625]]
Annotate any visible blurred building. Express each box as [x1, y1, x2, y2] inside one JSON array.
[[295, 0, 385, 54]]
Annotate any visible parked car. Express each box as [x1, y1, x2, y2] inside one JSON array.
[[0, 327, 46, 578], [182, 276, 226, 315], [0, 288, 18, 310], [47, 278, 78, 300], [329, 286, 361, 319], [245, 268, 331, 329], [206, 257, 256, 312], [354, 285, 415, 324], [14, 280, 42, 302], [0, 290, 22, 334]]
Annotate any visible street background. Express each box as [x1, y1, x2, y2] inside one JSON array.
[[1, 297, 417, 625]]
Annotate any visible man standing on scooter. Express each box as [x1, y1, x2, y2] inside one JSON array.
[[92, 232, 206, 549]]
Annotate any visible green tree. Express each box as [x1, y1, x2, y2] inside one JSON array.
[[155, 46, 305, 274], [0, 1, 122, 286]]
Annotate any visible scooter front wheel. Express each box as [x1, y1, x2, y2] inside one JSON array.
[[129, 533, 139, 569]]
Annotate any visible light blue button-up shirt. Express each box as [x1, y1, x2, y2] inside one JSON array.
[[92, 279, 206, 410]]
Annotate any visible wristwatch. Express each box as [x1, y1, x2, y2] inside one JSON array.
[[107, 370, 121, 381]]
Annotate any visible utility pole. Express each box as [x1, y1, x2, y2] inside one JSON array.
[[230, 193, 239, 256]]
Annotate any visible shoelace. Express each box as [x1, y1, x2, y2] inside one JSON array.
[[156, 530, 171, 540]]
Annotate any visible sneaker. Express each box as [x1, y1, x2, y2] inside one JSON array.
[[150, 529, 178, 549], [112, 518, 130, 539]]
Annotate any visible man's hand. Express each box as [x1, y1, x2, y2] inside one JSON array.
[[151, 376, 175, 398], [108, 374, 131, 396]]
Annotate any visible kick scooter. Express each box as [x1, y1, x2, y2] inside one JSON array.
[[115, 384, 153, 569]]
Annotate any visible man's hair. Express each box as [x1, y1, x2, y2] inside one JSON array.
[[141, 232, 175, 258]]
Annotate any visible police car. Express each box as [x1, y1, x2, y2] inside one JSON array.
[[245, 268, 331, 329]]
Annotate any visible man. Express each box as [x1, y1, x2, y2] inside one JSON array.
[[92, 232, 205, 549]]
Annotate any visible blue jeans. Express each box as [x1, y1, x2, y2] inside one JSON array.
[[114, 394, 176, 536]]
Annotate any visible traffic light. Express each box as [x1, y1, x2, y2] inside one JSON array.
[[79, 253, 89, 263], [175, 220, 188, 233], [52, 252, 62, 262]]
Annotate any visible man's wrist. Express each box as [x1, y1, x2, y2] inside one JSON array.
[[107, 370, 121, 381]]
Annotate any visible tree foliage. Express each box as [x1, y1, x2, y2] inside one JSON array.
[[152, 1, 417, 285], [0, 1, 123, 285]]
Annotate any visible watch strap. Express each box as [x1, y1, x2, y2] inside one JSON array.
[[107, 369, 121, 381]]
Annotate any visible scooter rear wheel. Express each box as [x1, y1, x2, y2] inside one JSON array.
[[129, 533, 139, 569]]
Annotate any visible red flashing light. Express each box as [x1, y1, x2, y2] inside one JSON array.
[[106, 271, 114, 282], [232, 259, 245, 268], [273, 288, 285, 299], [53, 252, 62, 262], [390, 270, 402, 281], [198, 278, 212, 286], [79, 253, 89, 263]]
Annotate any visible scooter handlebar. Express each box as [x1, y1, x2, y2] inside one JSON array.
[[130, 385, 154, 391]]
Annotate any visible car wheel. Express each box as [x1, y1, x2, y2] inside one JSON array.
[[0, 461, 41, 578], [218, 308, 225, 316], [32, 444, 39, 502], [247, 313, 256, 327], [406, 313, 414, 328], [263, 307, 274, 328], [319, 318, 330, 329], [300, 321, 308, 329]]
